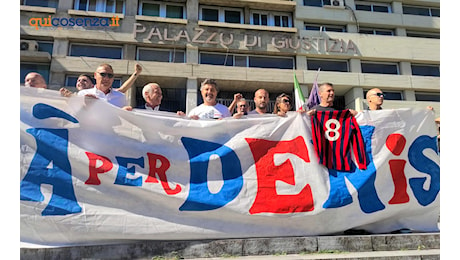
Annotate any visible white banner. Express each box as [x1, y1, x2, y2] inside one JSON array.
[[20, 87, 440, 248]]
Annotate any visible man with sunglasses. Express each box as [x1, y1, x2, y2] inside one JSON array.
[[232, 98, 249, 119], [366, 88, 384, 110], [77, 63, 127, 108]]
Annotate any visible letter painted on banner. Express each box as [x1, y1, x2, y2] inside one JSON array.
[[246, 136, 314, 214], [408, 135, 440, 206], [114, 156, 145, 186], [84, 152, 113, 185], [179, 137, 243, 211], [145, 153, 181, 195], [20, 103, 82, 216]]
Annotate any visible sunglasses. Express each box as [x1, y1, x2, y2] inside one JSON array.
[[98, 72, 114, 78], [374, 93, 384, 97], [282, 99, 291, 104], [239, 104, 247, 107]]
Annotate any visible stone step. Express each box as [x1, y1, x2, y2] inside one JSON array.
[[20, 232, 440, 260]]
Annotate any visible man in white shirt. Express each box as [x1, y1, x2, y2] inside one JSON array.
[[177, 78, 230, 119], [142, 83, 162, 111], [77, 63, 127, 108]]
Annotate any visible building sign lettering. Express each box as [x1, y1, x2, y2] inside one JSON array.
[[133, 23, 357, 54]]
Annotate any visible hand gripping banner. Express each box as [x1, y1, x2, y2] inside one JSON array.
[[20, 87, 440, 247]]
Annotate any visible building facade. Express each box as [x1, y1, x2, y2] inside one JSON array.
[[20, 0, 440, 116]]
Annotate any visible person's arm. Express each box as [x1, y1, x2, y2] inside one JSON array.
[[228, 93, 242, 114], [116, 63, 142, 93]]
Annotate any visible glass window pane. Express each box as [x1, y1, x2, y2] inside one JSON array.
[[274, 16, 281, 26], [142, 3, 160, 16], [166, 5, 183, 18], [225, 10, 241, 23], [37, 41, 53, 55], [170, 50, 185, 63], [25, 0, 57, 8], [305, 25, 321, 31], [70, 44, 122, 59], [234, 56, 247, 67], [375, 30, 393, 36], [304, 0, 322, 7], [249, 56, 293, 69], [361, 63, 398, 74], [252, 13, 260, 25], [202, 8, 219, 21], [373, 5, 389, 13], [106, 0, 115, 12], [261, 14, 268, 25], [89, 0, 97, 11], [307, 59, 348, 72], [115, 0, 124, 13], [282, 16, 289, 27], [431, 8, 440, 17], [200, 53, 233, 66], [415, 93, 440, 102], [411, 65, 440, 77], [356, 4, 371, 11], [383, 92, 403, 100], [138, 49, 170, 62], [78, 0, 88, 10], [403, 6, 430, 16]]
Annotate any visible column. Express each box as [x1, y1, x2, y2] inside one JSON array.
[[186, 77, 198, 114], [344, 87, 364, 110]]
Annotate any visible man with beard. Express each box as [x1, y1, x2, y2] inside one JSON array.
[[248, 88, 270, 114], [177, 78, 230, 119]]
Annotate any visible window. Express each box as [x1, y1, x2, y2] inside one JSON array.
[[199, 52, 294, 69], [411, 64, 440, 77], [74, 0, 125, 14], [307, 59, 349, 72], [403, 5, 440, 17], [138, 1, 185, 19], [305, 24, 346, 32], [303, 0, 331, 7], [65, 75, 122, 88], [200, 6, 243, 24], [361, 62, 399, 75], [359, 28, 394, 36], [21, 0, 58, 8], [406, 31, 440, 39], [364, 90, 403, 100], [69, 44, 123, 59], [251, 11, 292, 27], [36, 41, 53, 55], [415, 92, 440, 102], [137, 48, 185, 63], [355, 1, 392, 13]]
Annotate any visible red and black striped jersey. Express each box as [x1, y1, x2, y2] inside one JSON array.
[[310, 110, 367, 171]]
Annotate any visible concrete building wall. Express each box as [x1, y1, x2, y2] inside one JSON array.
[[20, 0, 440, 117]]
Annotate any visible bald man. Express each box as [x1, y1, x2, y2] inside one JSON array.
[[24, 72, 47, 89], [366, 88, 384, 110]]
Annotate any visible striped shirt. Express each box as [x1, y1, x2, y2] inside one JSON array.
[[311, 110, 367, 171]]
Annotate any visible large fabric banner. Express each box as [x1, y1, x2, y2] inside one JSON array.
[[20, 87, 440, 248]]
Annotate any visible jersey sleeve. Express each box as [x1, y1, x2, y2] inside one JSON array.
[[350, 115, 367, 170]]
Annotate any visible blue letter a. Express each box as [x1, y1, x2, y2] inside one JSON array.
[[180, 137, 243, 211], [20, 104, 82, 216]]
